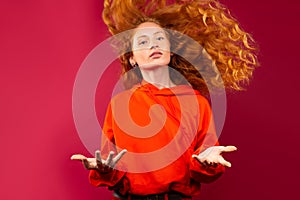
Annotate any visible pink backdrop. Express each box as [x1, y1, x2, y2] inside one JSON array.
[[1, 0, 299, 199]]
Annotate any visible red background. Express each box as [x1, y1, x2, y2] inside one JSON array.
[[1, 0, 299, 199]]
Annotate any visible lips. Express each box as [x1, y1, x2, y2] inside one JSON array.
[[149, 51, 163, 58]]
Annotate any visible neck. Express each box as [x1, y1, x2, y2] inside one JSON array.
[[139, 66, 176, 89]]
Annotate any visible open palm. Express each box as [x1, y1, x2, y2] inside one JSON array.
[[71, 149, 127, 172], [192, 146, 237, 167]]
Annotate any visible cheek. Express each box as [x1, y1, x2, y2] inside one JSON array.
[[164, 54, 171, 63], [161, 41, 171, 52], [132, 50, 148, 63]]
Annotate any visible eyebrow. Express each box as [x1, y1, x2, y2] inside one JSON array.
[[154, 31, 164, 35], [136, 31, 165, 39]]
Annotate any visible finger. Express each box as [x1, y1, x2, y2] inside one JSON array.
[[95, 150, 102, 164], [193, 156, 211, 167], [192, 154, 204, 161], [82, 159, 91, 170], [218, 156, 232, 167], [71, 154, 87, 161], [206, 160, 218, 167], [105, 151, 115, 166], [192, 155, 206, 165], [220, 146, 237, 153], [192, 154, 198, 162], [112, 149, 127, 166], [211, 162, 218, 168]]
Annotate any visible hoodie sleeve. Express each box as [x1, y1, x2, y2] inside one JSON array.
[[88, 102, 127, 188], [189, 96, 225, 183]]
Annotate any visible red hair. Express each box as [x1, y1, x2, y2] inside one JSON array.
[[103, 0, 259, 95]]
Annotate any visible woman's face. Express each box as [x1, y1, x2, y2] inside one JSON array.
[[130, 22, 171, 70]]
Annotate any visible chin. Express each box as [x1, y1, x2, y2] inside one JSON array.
[[139, 63, 169, 70]]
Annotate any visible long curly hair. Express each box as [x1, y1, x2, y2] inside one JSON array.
[[102, 0, 259, 95]]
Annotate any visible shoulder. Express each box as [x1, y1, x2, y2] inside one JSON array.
[[109, 84, 145, 104], [173, 84, 210, 106]]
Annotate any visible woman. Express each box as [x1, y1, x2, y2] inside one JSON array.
[[71, 0, 258, 199]]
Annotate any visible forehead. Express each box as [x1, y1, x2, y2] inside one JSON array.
[[133, 22, 166, 38]]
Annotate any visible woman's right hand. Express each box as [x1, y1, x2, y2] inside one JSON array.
[[71, 149, 127, 173]]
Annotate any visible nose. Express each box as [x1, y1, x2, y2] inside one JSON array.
[[149, 39, 159, 49], [150, 44, 159, 49]]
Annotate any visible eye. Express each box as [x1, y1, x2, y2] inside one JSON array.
[[138, 40, 148, 46], [157, 36, 165, 41]]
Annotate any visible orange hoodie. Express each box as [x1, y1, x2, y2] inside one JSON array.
[[89, 82, 225, 197]]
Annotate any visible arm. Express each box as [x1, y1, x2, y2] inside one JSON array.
[[89, 102, 127, 188], [189, 134, 225, 183], [189, 97, 236, 183], [71, 102, 127, 188]]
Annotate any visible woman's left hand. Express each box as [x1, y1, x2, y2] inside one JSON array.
[[192, 146, 237, 167]]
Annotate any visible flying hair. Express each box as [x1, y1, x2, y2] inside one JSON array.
[[102, 0, 259, 95]]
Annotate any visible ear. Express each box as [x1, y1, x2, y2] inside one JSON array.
[[129, 56, 136, 66]]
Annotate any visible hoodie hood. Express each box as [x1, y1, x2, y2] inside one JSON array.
[[132, 80, 200, 96]]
